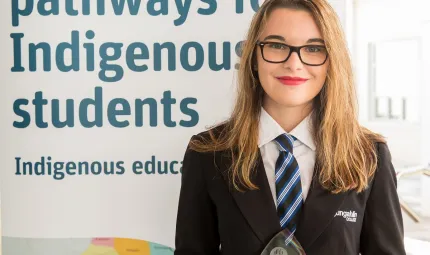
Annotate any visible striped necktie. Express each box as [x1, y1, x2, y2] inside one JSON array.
[[274, 133, 303, 241]]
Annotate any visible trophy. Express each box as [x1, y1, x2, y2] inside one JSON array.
[[260, 228, 306, 255]]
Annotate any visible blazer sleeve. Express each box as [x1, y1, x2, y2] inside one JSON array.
[[174, 135, 220, 255], [359, 142, 406, 255]]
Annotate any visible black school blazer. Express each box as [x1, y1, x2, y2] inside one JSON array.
[[174, 128, 406, 255]]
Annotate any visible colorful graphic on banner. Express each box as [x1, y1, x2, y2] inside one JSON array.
[[3, 237, 174, 255]]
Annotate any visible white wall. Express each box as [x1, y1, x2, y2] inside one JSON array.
[[421, 21, 430, 166], [420, 20, 430, 216], [353, 0, 430, 168]]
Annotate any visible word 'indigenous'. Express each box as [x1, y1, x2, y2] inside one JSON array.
[[10, 30, 243, 83]]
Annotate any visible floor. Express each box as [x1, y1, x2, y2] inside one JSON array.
[[404, 213, 430, 242]]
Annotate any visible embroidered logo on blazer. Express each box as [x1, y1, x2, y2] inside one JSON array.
[[334, 210, 357, 222]]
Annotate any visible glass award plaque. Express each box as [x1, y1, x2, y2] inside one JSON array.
[[260, 228, 306, 255]]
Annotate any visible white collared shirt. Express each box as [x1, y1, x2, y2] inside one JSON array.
[[258, 107, 316, 206]]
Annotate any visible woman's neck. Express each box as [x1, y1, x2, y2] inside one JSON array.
[[262, 97, 313, 133]]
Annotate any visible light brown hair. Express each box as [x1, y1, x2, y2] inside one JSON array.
[[189, 0, 385, 194]]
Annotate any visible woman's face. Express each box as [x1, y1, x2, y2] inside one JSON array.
[[256, 8, 329, 110]]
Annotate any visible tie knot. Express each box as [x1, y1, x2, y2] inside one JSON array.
[[274, 133, 296, 153]]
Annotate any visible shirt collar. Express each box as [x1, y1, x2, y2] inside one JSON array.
[[258, 107, 316, 151]]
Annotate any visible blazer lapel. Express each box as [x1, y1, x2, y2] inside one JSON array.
[[294, 170, 350, 250], [216, 149, 281, 245]]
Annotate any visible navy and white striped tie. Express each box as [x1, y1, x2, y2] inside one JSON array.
[[274, 133, 303, 243]]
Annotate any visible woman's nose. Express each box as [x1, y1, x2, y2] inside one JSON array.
[[282, 51, 304, 70]]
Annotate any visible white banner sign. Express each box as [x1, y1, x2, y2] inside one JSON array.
[[0, 1, 344, 254]]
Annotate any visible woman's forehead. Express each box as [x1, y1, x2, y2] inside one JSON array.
[[261, 8, 323, 44]]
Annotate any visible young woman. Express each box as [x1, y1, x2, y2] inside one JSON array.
[[174, 0, 406, 254]]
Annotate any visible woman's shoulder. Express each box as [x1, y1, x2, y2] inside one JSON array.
[[190, 121, 230, 144], [368, 139, 399, 192], [375, 141, 391, 159], [359, 127, 396, 181], [366, 132, 390, 162], [182, 122, 231, 173], [182, 121, 231, 159], [361, 126, 388, 157]]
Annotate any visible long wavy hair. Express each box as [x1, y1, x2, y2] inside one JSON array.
[[189, 0, 385, 194]]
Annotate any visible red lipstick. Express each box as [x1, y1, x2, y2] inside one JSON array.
[[276, 76, 308, 86]]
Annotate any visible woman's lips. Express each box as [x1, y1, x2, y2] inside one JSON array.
[[276, 76, 309, 86]]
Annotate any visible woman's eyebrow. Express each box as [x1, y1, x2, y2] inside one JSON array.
[[263, 35, 285, 41], [307, 38, 325, 44], [262, 35, 325, 44]]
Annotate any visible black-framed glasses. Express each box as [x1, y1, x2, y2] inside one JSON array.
[[256, 41, 329, 66]]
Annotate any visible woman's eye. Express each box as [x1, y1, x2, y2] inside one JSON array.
[[305, 46, 322, 52], [269, 43, 287, 50]]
